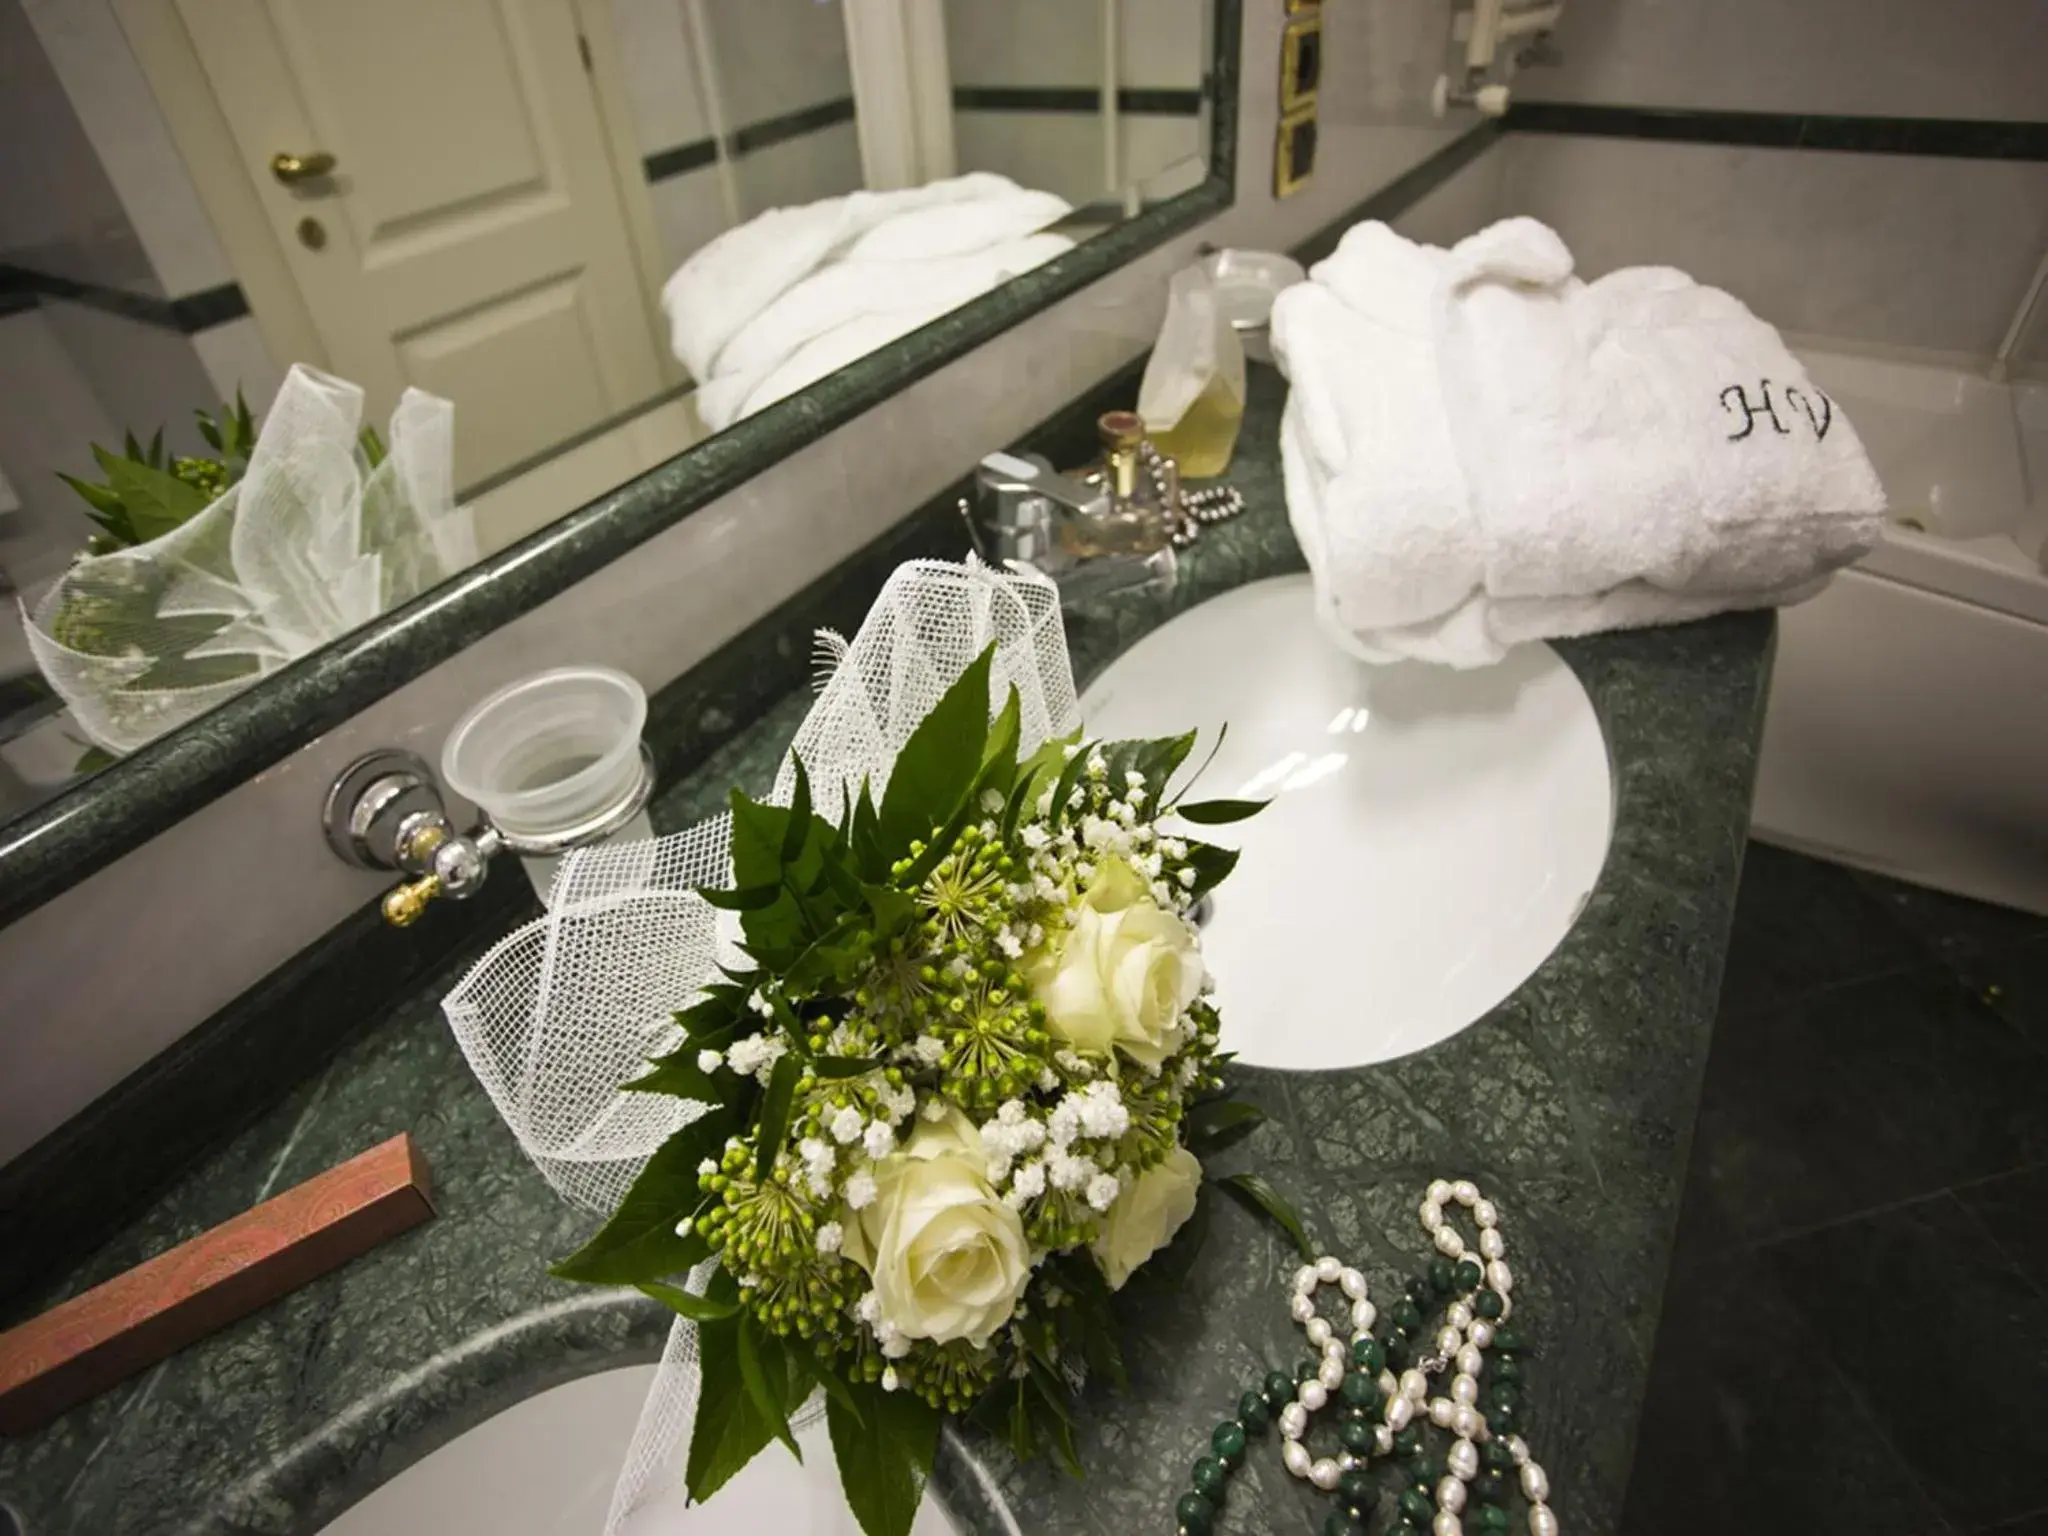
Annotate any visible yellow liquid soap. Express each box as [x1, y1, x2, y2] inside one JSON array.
[[1149, 375, 1246, 479]]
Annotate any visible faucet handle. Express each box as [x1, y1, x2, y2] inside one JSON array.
[[975, 451, 1106, 565], [976, 451, 1109, 517]]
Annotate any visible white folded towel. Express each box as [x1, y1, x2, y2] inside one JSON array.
[[1273, 216, 1886, 666], [662, 174, 1074, 430]]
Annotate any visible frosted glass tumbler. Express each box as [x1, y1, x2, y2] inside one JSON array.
[[441, 665, 654, 902]]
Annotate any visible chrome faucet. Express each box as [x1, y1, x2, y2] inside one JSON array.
[[969, 432, 1176, 605]]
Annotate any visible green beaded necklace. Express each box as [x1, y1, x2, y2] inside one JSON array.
[[1173, 1181, 1558, 1536]]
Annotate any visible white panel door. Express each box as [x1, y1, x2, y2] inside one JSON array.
[[175, 0, 665, 487]]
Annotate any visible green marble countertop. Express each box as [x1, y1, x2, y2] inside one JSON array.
[[0, 366, 1772, 1535]]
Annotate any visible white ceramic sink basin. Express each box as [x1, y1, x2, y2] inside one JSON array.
[[1080, 575, 1613, 1070], [320, 1364, 958, 1536]]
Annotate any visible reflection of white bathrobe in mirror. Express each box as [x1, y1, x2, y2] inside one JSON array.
[[661, 172, 1076, 429]]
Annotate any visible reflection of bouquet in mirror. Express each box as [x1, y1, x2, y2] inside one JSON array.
[[24, 364, 478, 755], [442, 560, 1297, 1536]]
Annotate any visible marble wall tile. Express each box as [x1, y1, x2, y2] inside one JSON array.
[[953, 111, 1112, 206], [39, 299, 217, 456], [605, 0, 712, 158], [1498, 133, 2048, 356], [190, 315, 286, 416], [1121, 113, 1207, 193], [732, 119, 866, 219], [0, 0, 156, 295], [944, 0, 1104, 88], [1118, 0, 1207, 88], [645, 163, 730, 273], [0, 309, 112, 591], [20, 0, 234, 300], [1388, 138, 1508, 248], [1522, 0, 2048, 123], [703, 0, 855, 127]]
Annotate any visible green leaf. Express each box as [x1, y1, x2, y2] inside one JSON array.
[[56, 471, 125, 521], [1131, 728, 1199, 795], [1043, 737, 1094, 828], [753, 1051, 800, 1182], [737, 1311, 802, 1460], [1185, 1098, 1265, 1154], [101, 456, 209, 541], [1183, 840, 1241, 900], [623, 1035, 757, 1110], [976, 684, 1023, 797], [1005, 1381, 1034, 1462], [675, 983, 748, 1040], [1215, 1171, 1314, 1260], [146, 427, 164, 468], [812, 1055, 882, 1080], [729, 790, 794, 891], [699, 880, 783, 911], [1023, 1362, 1083, 1476], [1005, 728, 1082, 838], [195, 409, 223, 452], [812, 840, 866, 911], [848, 776, 884, 881], [1171, 722, 1230, 803], [123, 430, 143, 463], [876, 644, 995, 862], [1173, 798, 1268, 826], [781, 755, 815, 866], [622, 1053, 720, 1100], [811, 1358, 865, 1429], [548, 1111, 728, 1284], [827, 1377, 942, 1536], [780, 912, 872, 994], [726, 785, 846, 962], [1046, 1252, 1127, 1391], [638, 1279, 740, 1323], [688, 1274, 811, 1502], [896, 775, 981, 889], [862, 881, 915, 938]]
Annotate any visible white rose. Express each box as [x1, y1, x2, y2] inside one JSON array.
[[841, 1106, 1031, 1347], [1026, 859, 1205, 1068], [1092, 1146, 1203, 1290]]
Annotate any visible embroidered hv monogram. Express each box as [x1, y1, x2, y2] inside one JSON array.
[[1720, 379, 1833, 442]]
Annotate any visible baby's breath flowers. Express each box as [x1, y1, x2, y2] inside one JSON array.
[[546, 646, 1286, 1536]]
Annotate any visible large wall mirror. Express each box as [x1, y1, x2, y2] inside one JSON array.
[[0, 0, 1236, 919]]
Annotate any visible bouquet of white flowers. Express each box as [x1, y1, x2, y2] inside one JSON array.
[[445, 560, 1300, 1536]]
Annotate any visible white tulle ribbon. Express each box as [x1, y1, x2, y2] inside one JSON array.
[[26, 364, 477, 754]]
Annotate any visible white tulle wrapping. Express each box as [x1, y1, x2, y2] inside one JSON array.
[[24, 364, 477, 754], [441, 559, 1079, 1530]]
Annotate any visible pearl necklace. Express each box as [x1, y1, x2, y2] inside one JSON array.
[[1139, 440, 1246, 549], [1174, 1181, 1559, 1536]]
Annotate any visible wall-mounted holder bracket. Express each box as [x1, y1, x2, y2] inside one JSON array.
[[322, 744, 655, 926]]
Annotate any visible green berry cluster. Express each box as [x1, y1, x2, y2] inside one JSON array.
[[1022, 1188, 1097, 1252], [696, 1143, 858, 1339], [891, 1338, 1003, 1413]]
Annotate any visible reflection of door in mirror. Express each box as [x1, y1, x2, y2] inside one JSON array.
[[132, 0, 669, 491]]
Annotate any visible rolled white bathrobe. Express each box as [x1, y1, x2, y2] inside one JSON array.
[[1274, 216, 1887, 667]]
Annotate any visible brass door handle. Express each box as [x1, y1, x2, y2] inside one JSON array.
[[270, 150, 337, 185]]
